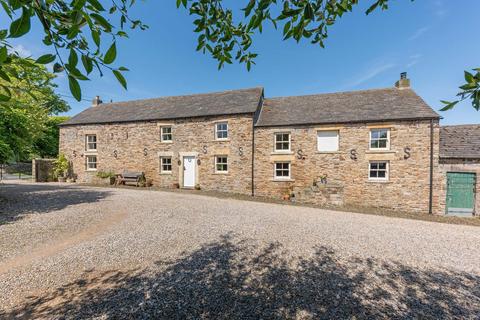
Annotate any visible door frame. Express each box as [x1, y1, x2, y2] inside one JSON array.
[[446, 171, 476, 216], [179, 152, 199, 188]]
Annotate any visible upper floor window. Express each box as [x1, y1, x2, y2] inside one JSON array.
[[317, 130, 339, 152], [215, 122, 228, 140], [274, 133, 290, 152], [86, 134, 97, 151], [370, 128, 390, 150], [161, 126, 172, 142], [215, 155, 228, 173]]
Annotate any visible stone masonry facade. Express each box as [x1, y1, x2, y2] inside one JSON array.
[[253, 120, 441, 214], [59, 114, 254, 195]]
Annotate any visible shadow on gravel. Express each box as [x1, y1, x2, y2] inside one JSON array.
[[2, 234, 479, 319], [0, 183, 111, 225]]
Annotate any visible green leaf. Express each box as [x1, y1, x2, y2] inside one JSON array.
[[464, 71, 475, 83], [113, 70, 127, 89], [81, 55, 93, 74], [53, 63, 64, 73], [91, 13, 112, 32], [87, 0, 106, 11], [0, 46, 7, 64], [9, 8, 31, 38], [35, 54, 56, 64], [68, 76, 82, 101], [68, 49, 78, 67], [91, 29, 101, 47], [439, 100, 459, 111], [103, 42, 117, 64], [0, 68, 10, 82]]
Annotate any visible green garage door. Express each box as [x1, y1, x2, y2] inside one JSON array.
[[446, 172, 476, 216]]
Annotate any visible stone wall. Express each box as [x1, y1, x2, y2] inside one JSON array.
[[32, 159, 55, 182], [438, 158, 480, 215], [59, 114, 254, 195], [254, 120, 441, 214]]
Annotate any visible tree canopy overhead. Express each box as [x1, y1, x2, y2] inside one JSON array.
[[0, 0, 478, 110]]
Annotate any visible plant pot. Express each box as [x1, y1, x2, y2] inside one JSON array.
[[109, 176, 116, 185], [58, 177, 66, 183], [173, 183, 180, 189], [66, 178, 76, 183]]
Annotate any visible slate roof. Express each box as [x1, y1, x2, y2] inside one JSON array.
[[61, 87, 264, 126], [255, 88, 439, 127], [440, 124, 480, 159]]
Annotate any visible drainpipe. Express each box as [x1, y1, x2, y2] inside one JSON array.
[[252, 120, 255, 197], [429, 119, 434, 214]]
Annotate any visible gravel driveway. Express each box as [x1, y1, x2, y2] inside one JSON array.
[[0, 182, 479, 319]]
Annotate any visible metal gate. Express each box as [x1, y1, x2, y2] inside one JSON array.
[[446, 172, 475, 216]]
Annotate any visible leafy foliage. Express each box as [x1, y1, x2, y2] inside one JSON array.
[[441, 69, 480, 111], [0, 0, 146, 101], [33, 116, 70, 159], [0, 57, 69, 163], [53, 153, 69, 178]]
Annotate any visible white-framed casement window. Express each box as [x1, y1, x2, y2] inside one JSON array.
[[369, 128, 390, 150], [215, 155, 228, 173], [86, 155, 97, 171], [85, 134, 97, 151], [160, 156, 172, 173], [161, 126, 173, 142], [274, 132, 290, 152], [274, 162, 290, 179], [317, 130, 339, 152], [369, 161, 389, 181], [215, 122, 228, 140]]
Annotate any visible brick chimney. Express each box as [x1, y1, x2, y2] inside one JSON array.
[[395, 72, 410, 89], [92, 95, 102, 107]]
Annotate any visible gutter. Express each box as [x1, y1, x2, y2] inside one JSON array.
[[429, 119, 434, 214]]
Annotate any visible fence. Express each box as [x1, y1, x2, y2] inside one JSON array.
[[0, 162, 33, 181]]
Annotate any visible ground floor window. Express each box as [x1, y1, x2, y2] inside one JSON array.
[[215, 156, 228, 173], [86, 155, 97, 171], [369, 161, 388, 181], [160, 157, 172, 173], [274, 162, 290, 179]]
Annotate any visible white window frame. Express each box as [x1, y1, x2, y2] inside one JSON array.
[[274, 162, 291, 180], [215, 155, 228, 173], [274, 132, 291, 152], [369, 128, 390, 150], [160, 126, 173, 142], [85, 134, 97, 151], [86, 155, 97, 171], [317, 130, 339, 152], [368, 161, 389, 181], [215, 122, 229, 140], [160, 156, 172, 174]]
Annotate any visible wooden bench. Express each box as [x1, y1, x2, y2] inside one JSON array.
[[115, 171, 145, 187]]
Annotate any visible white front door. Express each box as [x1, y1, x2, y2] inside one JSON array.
[[183, 156, 196, 188]]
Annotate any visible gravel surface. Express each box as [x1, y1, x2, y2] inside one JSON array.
[[0, 182, 479, 319]]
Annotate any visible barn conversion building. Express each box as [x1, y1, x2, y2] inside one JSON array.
[[59, 75, 477, 216]]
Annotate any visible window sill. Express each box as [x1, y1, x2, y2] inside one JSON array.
[[272, 178, 295, 182], [365, 150, 395, 154], [161, 141, 173, 144], [271, 151, 294, 155], [213, 139, 230, 142], [366, 179, 391, 184], [159, 172, 172, 175], [316, 151, 341, 154], [213, 172, 229, 175], [85, 169, 97, 172], [84, 151, 98, 155]]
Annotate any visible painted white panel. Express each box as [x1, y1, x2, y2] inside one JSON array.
[[183, 156, 196, 187], [317, 131, 339, 152]]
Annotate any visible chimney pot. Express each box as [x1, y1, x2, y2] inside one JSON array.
[[395, 72, 410, 89], [92, 95, 102, 107]]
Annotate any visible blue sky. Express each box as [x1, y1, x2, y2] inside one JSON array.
[[4, 0, 480, 125]]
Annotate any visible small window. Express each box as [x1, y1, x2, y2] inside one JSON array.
[[274, 133, 290, 152], [215, 122, 228, 140], [160, 156, 172, 173], [369, 161, 389, 181], [161, 127, 172, 142], [86, 134, 97, 151], [215, 156, 228, 173], [370, 128, 390, 150], [274, 162, 290, 179], [86, 155, 97, 171], [317, 130, 339, 152]]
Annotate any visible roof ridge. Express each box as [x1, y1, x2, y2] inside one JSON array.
[[442, 124, 480, 128], [99, 87, 264, 107], [266, 87, 399, 100]]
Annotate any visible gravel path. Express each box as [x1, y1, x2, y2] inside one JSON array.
[[0, 182, 479, 319]]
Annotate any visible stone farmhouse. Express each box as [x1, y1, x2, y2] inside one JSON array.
[[59, 74, 478, 216]]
